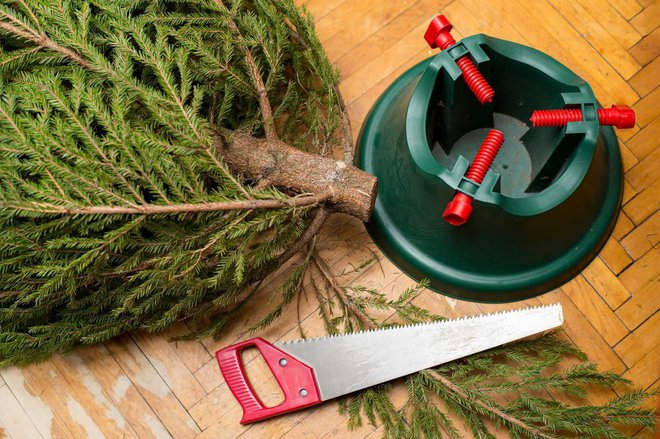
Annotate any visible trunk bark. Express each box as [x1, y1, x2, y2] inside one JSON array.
[[218, 132, 378, 222]]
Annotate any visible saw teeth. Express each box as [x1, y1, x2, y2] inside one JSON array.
[[276, 303, 562, 346]]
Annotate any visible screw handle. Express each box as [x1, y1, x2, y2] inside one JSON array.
[[424, 14, 495, 104], [597, 105, 635, 129], [443, 129, 505, 226], [424, 15, 456, 49], [530, 105, 635, 129]]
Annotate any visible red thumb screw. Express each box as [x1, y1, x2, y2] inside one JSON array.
[[443, 129, 505, 226], [424, 15, 495, 105], [530, 105, 635, 129]]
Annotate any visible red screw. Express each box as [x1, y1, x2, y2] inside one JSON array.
[[530, 105, 635, 129], [443, 129, 505, 226], [424, 15, 495, 105]]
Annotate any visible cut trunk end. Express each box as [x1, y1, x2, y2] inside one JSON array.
[[218, 132, 378, 222]]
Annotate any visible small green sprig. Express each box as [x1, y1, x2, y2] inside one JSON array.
[[339, 329, 656, 439]]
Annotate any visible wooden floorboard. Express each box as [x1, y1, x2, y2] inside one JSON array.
[[1, 0, 658, 437]]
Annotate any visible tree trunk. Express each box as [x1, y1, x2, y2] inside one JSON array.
[[218, 132, 378, 222]]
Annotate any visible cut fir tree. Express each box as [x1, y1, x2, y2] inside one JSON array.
[[0, 1, 655, 438], [0, 0, 377, 363]]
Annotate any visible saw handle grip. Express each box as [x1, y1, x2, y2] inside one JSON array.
[[216, 337, 321, 424]]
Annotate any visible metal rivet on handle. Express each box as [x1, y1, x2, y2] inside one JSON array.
[[279, 358, 287, 367], [299, 388, 308, 397]]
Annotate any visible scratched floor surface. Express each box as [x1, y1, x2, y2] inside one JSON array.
[[1, 0, 658, 437]]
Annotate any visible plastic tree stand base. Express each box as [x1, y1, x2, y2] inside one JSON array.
[[356, 34, 623, 303]]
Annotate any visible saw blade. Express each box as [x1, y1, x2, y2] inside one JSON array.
[[275, 304, 563, 401]]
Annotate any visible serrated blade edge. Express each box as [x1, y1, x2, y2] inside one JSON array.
[[275, 304, 563, 400]]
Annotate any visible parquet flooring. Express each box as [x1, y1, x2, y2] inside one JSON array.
[[1, 0, 658, 437]]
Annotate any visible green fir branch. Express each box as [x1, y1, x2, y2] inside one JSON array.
[[0, 0, 343, 366]]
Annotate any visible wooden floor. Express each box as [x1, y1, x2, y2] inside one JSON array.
[[1, 0, 658, 438]]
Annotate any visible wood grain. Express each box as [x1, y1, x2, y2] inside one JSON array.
[[607, 0, 643, 20], [0, 385, 42, 439], [1, 0, 658, 437]]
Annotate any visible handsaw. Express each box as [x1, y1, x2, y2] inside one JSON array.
[[217, 303, 563, 424]]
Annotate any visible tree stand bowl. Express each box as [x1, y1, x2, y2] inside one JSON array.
[[356, 34, 623, 302]]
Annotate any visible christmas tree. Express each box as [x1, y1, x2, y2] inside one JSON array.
[[0, 0, 375, 364], [0, 1, 655, 437]]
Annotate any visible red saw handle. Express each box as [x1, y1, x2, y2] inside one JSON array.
[[216, 337, 321, 423]]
